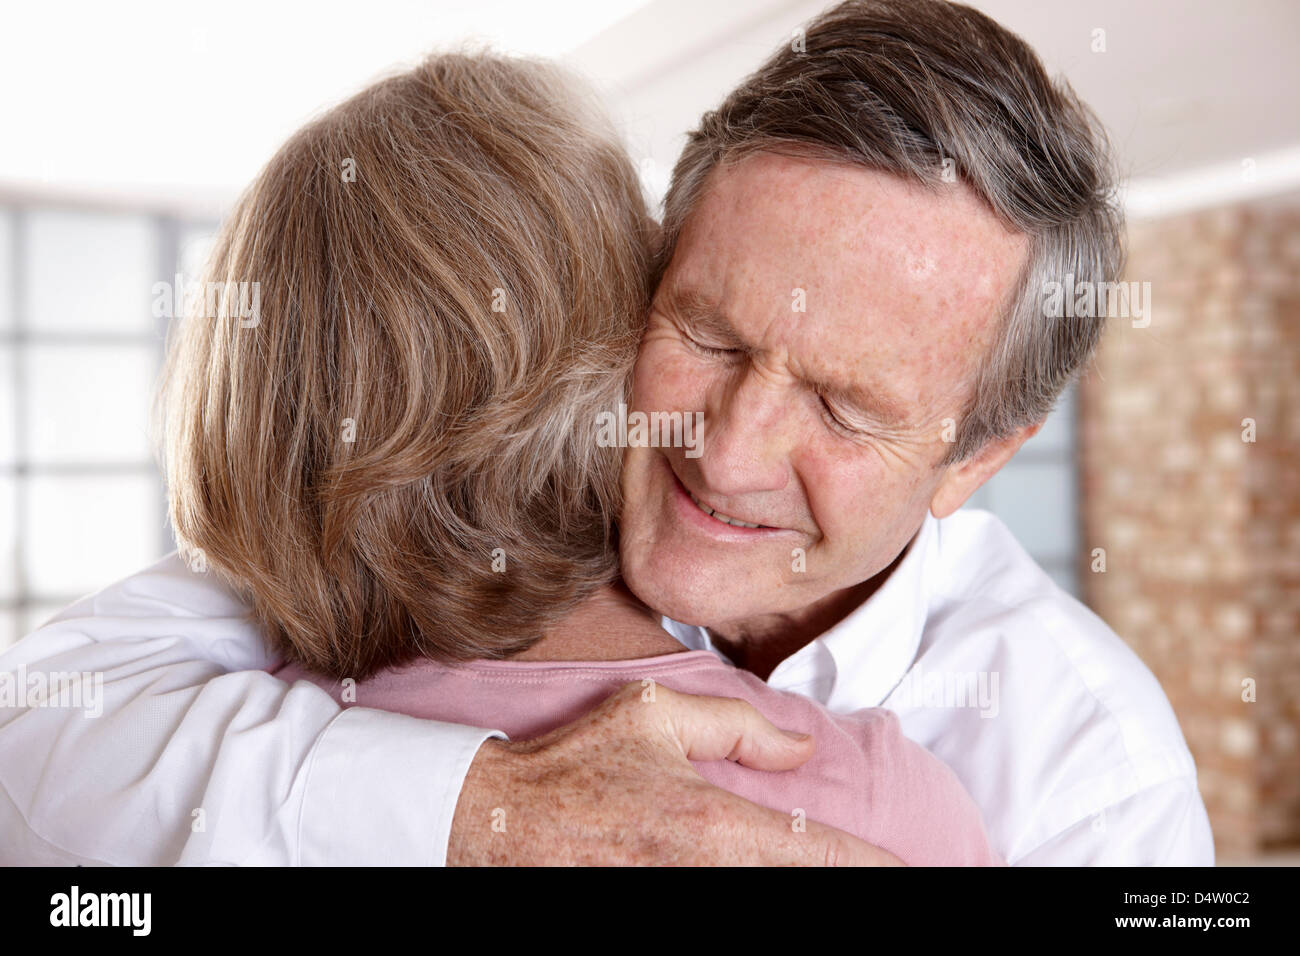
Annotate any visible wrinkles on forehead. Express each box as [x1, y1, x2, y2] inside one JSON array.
[[660, 152, 1028, 428], [657, 282, 913, 429]]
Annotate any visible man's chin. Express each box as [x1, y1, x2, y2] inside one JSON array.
[[620, 553, 773, 629]]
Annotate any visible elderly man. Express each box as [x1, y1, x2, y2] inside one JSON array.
[[0, 0, 1211, 865]]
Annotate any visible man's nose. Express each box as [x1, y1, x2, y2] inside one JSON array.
[[696, 365, 794, 496]]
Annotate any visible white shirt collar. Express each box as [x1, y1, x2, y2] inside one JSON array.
[[660, 511, 938, 710], [813, 511, 936, 711]]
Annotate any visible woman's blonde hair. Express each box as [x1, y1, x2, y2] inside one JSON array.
[[160, 53, 655, 680]]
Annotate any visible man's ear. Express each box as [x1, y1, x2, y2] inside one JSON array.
[[929, 420, 1044, 520]]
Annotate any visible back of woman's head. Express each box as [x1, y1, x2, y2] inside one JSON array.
[[160, 53, 655, 680]]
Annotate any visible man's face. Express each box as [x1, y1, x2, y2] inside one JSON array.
[[618, 152, 1029, 628]]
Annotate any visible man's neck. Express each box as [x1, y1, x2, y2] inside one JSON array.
[[707, 540, 911, 682], [510, 581, 687, 662]]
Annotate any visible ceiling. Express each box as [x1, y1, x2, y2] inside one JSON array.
[[3, 0, 1296, 218], [566, 0, 1300, 216], [0, 0, 653, 209]]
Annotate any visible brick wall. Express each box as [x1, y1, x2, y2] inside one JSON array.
[[1079, 199, 1300, 860]]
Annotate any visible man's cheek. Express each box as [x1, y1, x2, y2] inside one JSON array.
[[808, 476, 876, 556], [632, 347, 677, 403], [639, 355, 710, 413]]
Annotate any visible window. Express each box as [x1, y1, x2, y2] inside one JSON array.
[[0, 201, 217, 649], [963, 383, 1081, 595]]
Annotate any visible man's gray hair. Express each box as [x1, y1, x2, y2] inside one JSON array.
[[657, 0, 1125, 463]]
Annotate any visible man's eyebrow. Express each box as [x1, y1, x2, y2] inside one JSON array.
[[814, 375, 911, 427], [661, 284, 910, 427], [660, 286, 747, 344]]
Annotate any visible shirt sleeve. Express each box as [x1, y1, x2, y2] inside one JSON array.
[[0, 560, 505, 866], [865, 711, 1006, 866], [1011, 776, 1215, 866]]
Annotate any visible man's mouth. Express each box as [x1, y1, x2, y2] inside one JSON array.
[[664, 462, 778, 532], [684, 489, 768, 529]]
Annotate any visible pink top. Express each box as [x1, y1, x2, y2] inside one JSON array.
[[272, 649, 1002, 866]]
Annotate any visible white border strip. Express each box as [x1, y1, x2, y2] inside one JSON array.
[[1123, 145, 1300, 220]]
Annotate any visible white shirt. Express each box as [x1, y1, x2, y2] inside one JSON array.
[[665, 509, 1214, 865], [0, 561, 501, 865], [0, 509, 1212, 865]]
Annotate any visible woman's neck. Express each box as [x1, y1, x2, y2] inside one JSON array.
[[509, 580, 688, 661]]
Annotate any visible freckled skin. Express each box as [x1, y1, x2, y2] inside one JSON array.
[[618, 153, 1032, 652], [450, 154, 1039, 866], [450, 682, 904, 866]]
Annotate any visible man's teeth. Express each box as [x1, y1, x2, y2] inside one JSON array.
[[688, 491, 763, 528]]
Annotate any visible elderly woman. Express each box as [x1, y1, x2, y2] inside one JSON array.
[[161, 51, 1000, 865]]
